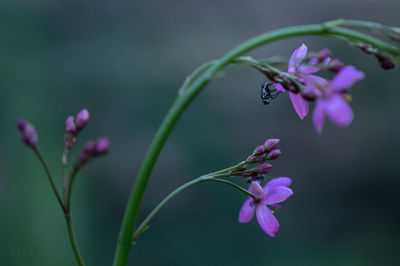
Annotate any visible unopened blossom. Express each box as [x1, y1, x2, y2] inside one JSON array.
[[312, 65, 365, 133], [267, 149, 281, 160], [75, 109, 89, 130], [239, 177, 293, 237], [65, 116, 77, 135], [17, 119, 38, 148], [264, 138, 280, 151], [77, 137, 111, 165], [274, 44, 328, 119]]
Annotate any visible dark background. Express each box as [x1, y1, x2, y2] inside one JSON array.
[[1, 0, 399, 265]]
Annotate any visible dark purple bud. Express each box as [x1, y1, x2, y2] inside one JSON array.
[[287, 84, 300, 93], [75, 109, 89, 130], [253, 145, 265, 155], [328, 59, 345, 73], [310, 48, 332, 62], [65, 116, 77, 135], [83, 141, 97, 154], [259, 153, 267, 161], [17, 119, 38, 148], [247, 155, 257, 162], [300, 86, 318, 101], [375, 54, 396, 70], [95, 137, 110, 155], [267, 149, 281, 160], [258, 163, 272, 174], [264, 139, 280, 151]]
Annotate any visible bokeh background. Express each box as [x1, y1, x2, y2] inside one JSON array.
[[1, 0, 400, 265]]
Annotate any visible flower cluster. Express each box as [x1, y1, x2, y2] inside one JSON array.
[[17, 108, 110, 169], [235, 139, 292, 237], [274, 44, 365, 133], [229, 139, 281, 179]]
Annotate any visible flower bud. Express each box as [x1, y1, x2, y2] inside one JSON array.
[[258, 163, 272, 174], [328, 59, 345, 73], [84, 141, 97, 154], [310, 47, 332, 62], [267, 149, 281, 160], [253, 145, 265, 155], [75, 109, 89, 130], [264, 139, 280, 151], [300, 86, 318, 101], [247, 155, 257, 162], [375, 54, 396, 70], [17, 119, 38, 148], [65, 116, 77, 135], [95, 137, 110, 155]]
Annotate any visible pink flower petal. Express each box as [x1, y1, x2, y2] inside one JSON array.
[[239, 198, 255, 223], [249, 182, 264, 197], [298, 65, 320, 74], [330, 65, 365, 92], [325, 94, 354, 127], [308, 75, 329, 86], [263, 186, 293, 205], [263, 177, 292, 191], [274, 83, 286, 92], [289, 92, 309, 119], [313, 99, 326, 134], [256, 205, 279, 237], [288, 44, 308, 73], [323, 57, 331, 65]]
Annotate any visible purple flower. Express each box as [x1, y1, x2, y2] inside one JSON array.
[[274, 43, 330, 119], [312, 66, 365, 133], [17, 119, 38, 148], [274, 44, 323, 120], [239, 177, 293, 237]]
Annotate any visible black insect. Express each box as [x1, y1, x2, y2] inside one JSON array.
[[246, 175, 265, 184], [260, 81, 282, 105]]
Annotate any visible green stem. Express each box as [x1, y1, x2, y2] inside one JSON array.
[[132, 176, 208, 243], [66, 165, 80, 211], [65, 213, 86, 266], [133, 175, 256, 243], [208, 178, 256, 197], [62, 148, 70, 204], [33, 147, 66, 212], [112, 20, 399, 266], [34, 147, 85, 265]]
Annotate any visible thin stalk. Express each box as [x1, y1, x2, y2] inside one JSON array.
[[112, 21, 399, 266], [132, 176, 208, 243], [33, 147, 66, 212], [133, 175, 256, 243], [66, 165, 80, 211], [208, 178, 256, 197], [65, 213, 86, 266], [62, 148, 70, 204]]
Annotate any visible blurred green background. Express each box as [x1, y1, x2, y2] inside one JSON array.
[[1, 0, 400, 265]]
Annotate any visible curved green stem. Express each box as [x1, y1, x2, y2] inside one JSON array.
[[112, 20, 399, 266], [133, 175, 256, 243], [65, 213, 86, 266]]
